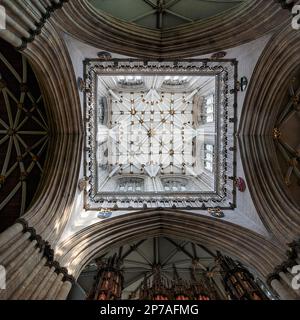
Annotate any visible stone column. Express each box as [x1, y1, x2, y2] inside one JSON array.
[[11, 257, 47, 300], [3, 247, 42, 299], [56, 281, 73, 300], [30, 265, 56, 300], [0, 232, 31, 263], [0, 214, 74, 300], [22, 265, 50, 300], [45, 273, 64, 300], [0, 30, 23, 48], [6, 239, 38, 274], [39, 269, 59, 300], [0, 223, 23, 250]]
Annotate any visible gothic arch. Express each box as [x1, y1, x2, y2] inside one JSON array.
[[18, 20, 83, 244], [0, 0, 298, 300], [239, 23, 300, 244], [56, 210, 286, 280], [53, 0, 289, 59], [0, 39, 49, 232]]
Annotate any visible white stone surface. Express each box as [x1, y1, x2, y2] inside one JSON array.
[[58, 32, 273, 245]]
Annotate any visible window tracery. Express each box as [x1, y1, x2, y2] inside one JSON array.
[[118, 177, 144, 192], [202, 94, 214, 124], [204, 144, 214, 173]]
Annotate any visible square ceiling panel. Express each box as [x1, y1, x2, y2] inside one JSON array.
[[84, 59, 237, 211]]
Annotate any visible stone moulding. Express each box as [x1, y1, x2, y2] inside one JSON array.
[[56, 209, 286, 279], [55, 0, 289, 59], [238, 24, 300, 244], [15, 218, 75, 283]]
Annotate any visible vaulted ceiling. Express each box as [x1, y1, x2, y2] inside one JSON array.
[[0, 1, 298, 299], [0, 39, 48, 232], [89, 0, 245, 29], [273, 73, 300, 206], [77, 236, 223, 299]]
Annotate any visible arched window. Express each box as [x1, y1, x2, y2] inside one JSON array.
[[118, 178, 144, 192], [202, 94, 214, 123], [117, 76, 143, 86], [162, 178, 188, 192], [203, 143, 214, 172], [162, 75, 189, 86]]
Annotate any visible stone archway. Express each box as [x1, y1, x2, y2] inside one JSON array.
[[56, 210, 286, 280], [54, 0, 290, 59], [239, 23, 300, 244]]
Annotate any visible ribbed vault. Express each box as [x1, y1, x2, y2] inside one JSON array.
[[0, 0, 297, 258], [274, 76, 300, 206], [239, 23, 300, 244], [89, 0, 246, 30], [55, 210, 286, 280], [0, 39, 48, 232], [16, 20, 83, 244], [53, 0, 289, 58], [79, 236, 220, 299], [0, 0, 299, 301]]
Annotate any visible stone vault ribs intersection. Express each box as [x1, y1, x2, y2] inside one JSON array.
[[84, 60, 237, 210]]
